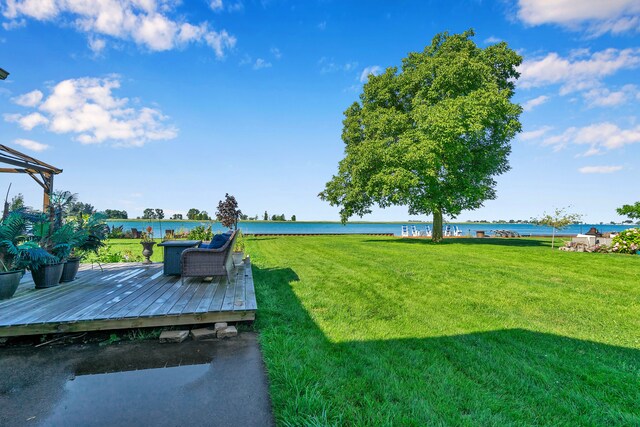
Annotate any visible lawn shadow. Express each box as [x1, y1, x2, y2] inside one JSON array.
[[251, 265, 640, 425], [363, 237, 550, 247]]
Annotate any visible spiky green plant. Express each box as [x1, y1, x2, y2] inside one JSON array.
[[0, 212, 54, 272], [70, 212, 108, 258]]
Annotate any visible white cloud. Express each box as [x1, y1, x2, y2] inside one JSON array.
[[209, 0, 224, 12], [227, 2, 244, 13], [519, 126, 553, 141], [522, 95, 549, 111], [578, 165, 623, 174], [317, 21, 327, 30], [88, 36, 106, 54], [583, 84, 638, 107], [484, 36, 502, 44], [253, 58, 272, 70], [359, 65, 382, 83], [542, 122, 640, 155], [12, 89, 43, 107], [318, 57, 359, 74], [270, 47, 282, 59], [13, 138, 49, 152], [5, 112, 49, 130], [2, 18, 25, 30], [518, 48, 640, 94], [2, 0, 236, 57], [6, 76, 177, 147], [517, 0, 640, 36]]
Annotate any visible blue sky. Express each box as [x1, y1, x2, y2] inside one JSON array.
[[1, 0, 639, 222]]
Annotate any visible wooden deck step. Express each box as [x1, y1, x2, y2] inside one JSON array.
[[0, 261, 256, 337]]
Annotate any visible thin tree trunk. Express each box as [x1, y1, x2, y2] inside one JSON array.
[[432, 209, 443, 242], [551, 228, 555, 249]]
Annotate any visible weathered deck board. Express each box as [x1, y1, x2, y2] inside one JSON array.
[[0, 261, 256, 337]]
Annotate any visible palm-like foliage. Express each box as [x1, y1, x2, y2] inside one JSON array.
[[0, 212, 54, 271], [76, 212, 108, 254], [1, 191, 108, 271], [49, 190, 78, 229], [31, 219, 84, 261]]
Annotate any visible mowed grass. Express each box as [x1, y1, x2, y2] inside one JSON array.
[[101, 238, 165, 262], [247, 235, 640, 426]]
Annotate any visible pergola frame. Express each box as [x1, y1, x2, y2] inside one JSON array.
[[0, 144, 62, 217]]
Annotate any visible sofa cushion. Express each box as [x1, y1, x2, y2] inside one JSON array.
[[201, 233, 230, 249]]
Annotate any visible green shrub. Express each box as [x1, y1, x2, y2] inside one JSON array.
[[611, 228, 640, 254], [107, 225, 124, 239], [85, 244, 127, 263], [187, 225, 213, 241], [233, 230, 245, 252]]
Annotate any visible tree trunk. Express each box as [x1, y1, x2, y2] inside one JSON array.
[[551, 228, 555, 249], [432, 209, 443, 242]]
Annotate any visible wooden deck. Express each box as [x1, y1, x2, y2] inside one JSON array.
[[0, 262, 256, 337]]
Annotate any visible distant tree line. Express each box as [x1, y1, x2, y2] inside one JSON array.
[[262, 211, 296, 221], [142, 208, 165, 219], [186, 208, 211, 220], [104, 209, 128, 219]]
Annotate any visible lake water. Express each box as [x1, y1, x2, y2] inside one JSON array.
[[106, 220, 635, 237]]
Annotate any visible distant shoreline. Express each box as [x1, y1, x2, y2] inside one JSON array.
[[106, 219, 635, 226]]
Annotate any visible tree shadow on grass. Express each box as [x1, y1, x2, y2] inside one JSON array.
[[363, 237, 550, 247], [252, 265, 640, 425]]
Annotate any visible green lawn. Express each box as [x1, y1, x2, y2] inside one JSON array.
[[246, 235, 640, 426], [98, 239, 165, 263]]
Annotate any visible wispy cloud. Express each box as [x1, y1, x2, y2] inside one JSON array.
[[240, 55, 273, 70], [318, 57, 358, 74], [519, 126, 554, 141], [2, 0, 236, 57], [522, 95, 549, 111], [317, 21, 327, 31], [13, 138, 49, 152], [484, 36, 502, 44], [578, 165, 623, 174], [12, 90, 43, 107], [517, 0, 640, 37], [209, 0, 224, 12], [583, 84, 638, 107], [5, 76, 177, 148], [253, 58, 272, 70], [518, 48, 640, 94], [227, 2, 244, 13], [359, 65, 382, 83], [270, 47, 282, 59], [542, 122, 640, 156]]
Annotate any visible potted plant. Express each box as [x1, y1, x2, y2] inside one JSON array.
[[232, 230, 245, 265], [140, 226, 156, 264], [29, 217, 77, 288], [60, 213, 107, 282], [0, 211, 56, 295]]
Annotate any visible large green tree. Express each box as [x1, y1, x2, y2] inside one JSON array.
[[616, 202, 640, 221], [320, 30, 522, 240]]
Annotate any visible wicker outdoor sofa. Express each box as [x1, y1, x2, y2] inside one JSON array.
[[180, 230, 237, 284]]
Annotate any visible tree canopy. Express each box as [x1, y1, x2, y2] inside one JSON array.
[[319, 30, 522, 240], [616, 202, 640, 221], [216, 193, 242, 230]]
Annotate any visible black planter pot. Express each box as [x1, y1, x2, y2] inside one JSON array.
[[32, 262, 65, 289], [60, 258, 81, 283], [0, 270, 23, 300]]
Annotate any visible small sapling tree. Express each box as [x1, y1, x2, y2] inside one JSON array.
[[532, 207, 582, 249], [216, 193, 242, 230]]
